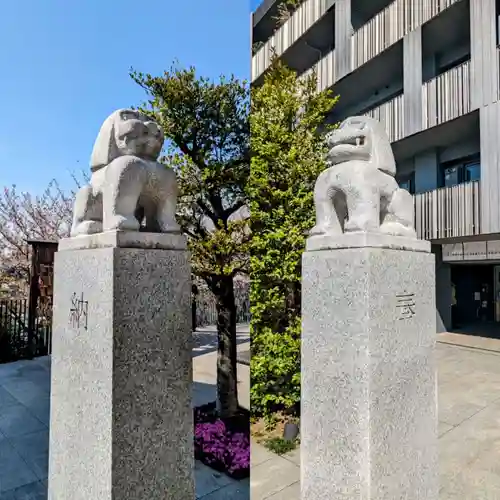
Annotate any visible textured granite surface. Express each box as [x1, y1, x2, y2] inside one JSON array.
[[58, 230, 186, 251], [306, 231, 430, 252], [49, 247, 193, 500], [301, 246, 437, 500]]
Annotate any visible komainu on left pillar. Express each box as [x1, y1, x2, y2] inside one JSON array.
[[48, 109, 194, 500]]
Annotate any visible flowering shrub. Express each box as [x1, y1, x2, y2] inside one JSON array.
[[194, 403, 250, 479]]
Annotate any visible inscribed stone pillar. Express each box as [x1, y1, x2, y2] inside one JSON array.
[[48, 108, 194, 500], [48, 232, 193, 500], [301, 115, 438, 499]]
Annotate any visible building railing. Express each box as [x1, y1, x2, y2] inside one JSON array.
[[350, 0, 461, 70], [252, 0, 332, 81], [252, 0, 462, 83], [299, 48, 336, 92], [413, 180, 480, 240], [422, 59, 471, 130], [364, 94, 405, 143]]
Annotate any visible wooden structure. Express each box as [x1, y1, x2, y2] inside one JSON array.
[[26, 239, 58, 358]]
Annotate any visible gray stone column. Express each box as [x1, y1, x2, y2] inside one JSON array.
[[48, 231, 194, 500], [301, 234, 438, 499]]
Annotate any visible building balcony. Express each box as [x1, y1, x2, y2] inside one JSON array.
[[251, 0, 332, 81], [413, 180, 481, 240], [351, 0, 461, 72], [252, 0, 463, 84], [364, 94, 405, 143], [422, 59, 471, 130], [299, 48, 336, 92]]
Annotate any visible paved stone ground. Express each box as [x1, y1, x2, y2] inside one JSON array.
[[250, 333, 500, 499], [0, 326, 250, 499]]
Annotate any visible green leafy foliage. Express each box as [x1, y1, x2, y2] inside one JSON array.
[[264, 436, 299, 455], [131, 63, 250, 417], [249, 59, 338, 423], [273, 0, 305, 27]]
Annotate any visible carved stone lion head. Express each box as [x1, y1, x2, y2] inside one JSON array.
[[325, 115, 396, 176], [90, 109, 164, 172]]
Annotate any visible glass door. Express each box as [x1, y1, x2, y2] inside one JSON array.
[[494, 266, 500, 322]]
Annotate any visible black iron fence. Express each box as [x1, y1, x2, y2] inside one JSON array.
[[0, 299, 52, 364], [194, 295, 251, 328], [0, 283, 250, 363], [194, 280, 250, 328]]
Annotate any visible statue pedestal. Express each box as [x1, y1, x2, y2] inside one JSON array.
[[48, 231, 194, 500], [301, 235, 438, 499]]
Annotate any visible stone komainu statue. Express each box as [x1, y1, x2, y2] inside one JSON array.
[[71, 109, 180, 237], [310, 115, 416, 239]]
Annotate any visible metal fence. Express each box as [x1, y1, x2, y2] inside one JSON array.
[[194, 295, 251, 328], [0, 299, 52, 364], [194, 281, 250, 328], [0, 284, 250, 363]]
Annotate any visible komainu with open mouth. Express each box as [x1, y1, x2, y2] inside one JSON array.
[[310, 115, 416, 238]]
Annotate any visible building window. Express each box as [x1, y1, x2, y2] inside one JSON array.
[[397, 173, 415, 194], [443, 165, 460, 187], [440, 154, 480, 188], [464, 161, 481, 182]]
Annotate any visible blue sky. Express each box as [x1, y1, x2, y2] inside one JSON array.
[[0, 0, 251, 193]]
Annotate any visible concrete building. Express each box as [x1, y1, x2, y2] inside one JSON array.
[[251, 0, 500, 333]]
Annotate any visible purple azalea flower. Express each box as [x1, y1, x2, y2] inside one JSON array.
[[194, 417, 250, 476]]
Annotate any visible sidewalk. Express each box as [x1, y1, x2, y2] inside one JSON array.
[[193, 323, 250, 410], [193, 324, 250, 498], [251, 333, 500, 499]]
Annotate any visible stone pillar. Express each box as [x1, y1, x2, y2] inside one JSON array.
[[301, 233, 438, 499], [48, 231, 194, 500]]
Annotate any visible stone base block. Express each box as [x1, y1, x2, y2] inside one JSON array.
[[48, 246, 193, 500], [306, 231, 430, 252], [58, 229, 186, 251], [301, 246, 438, 500]]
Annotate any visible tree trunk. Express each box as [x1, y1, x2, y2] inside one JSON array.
[[215, 276, 239, 418]]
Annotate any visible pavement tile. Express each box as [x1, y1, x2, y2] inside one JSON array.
[[263, 481, 300, 500], [283, 447, 300, 466], [10, 430, 50, 481], [0, 404, 47, 439], [2, 380, 50, 407], [250, 455, 299, 500], [438, 421, 454, 437], [195, 461, 233, 498], [198, 479, 249, 499], [0, 386, 19, 410], [24, 397, 50, 427], [0, 438, 38, 493], [251, 441, 275, 467], [4, 480, 47, 499]]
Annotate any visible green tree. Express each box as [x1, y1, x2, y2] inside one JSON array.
[[131, 64, 250, 418], [249, 59, 338, 423]]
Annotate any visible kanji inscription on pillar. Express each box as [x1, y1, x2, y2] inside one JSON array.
[[396, 292, 416, 320], [69, 292, 88, 330]]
